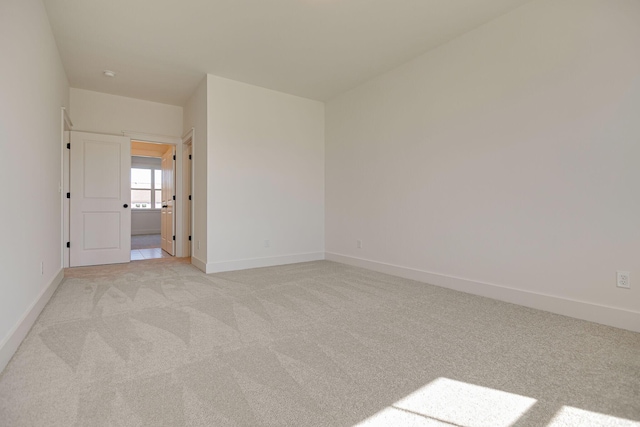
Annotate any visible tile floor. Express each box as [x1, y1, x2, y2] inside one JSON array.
[[131, 234, 172, 260], [130, 247, 173, 260]]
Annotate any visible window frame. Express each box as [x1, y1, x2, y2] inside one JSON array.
[[131, 165, 162, 210]]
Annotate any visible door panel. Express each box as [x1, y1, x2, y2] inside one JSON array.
[[83, 212, 121, 249], [70, 132, 131, 267], [161, 147, 175, 255], [83, 141, 121, 198]]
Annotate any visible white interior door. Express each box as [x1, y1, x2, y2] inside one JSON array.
[[70, 132, 131, 267], [161, 147, 175, 255]]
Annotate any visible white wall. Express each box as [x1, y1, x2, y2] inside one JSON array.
[[325, 0, 640, 331], [70, 88, 183, 137], [206, 75, 325, 272], [131, 211, 161, 235], [183, 77, 208, 269], [0, 0, 69, 371]]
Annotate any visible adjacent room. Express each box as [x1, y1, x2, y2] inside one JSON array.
[[1, 0, 639, 426], [130, 141, 177, 261]]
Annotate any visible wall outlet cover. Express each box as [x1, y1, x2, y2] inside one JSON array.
[[617, 271, 630, 289]]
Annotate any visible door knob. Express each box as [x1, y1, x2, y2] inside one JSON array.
[[123, 204, 129, 208]]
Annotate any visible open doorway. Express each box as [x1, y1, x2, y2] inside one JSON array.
[[130, 141, 175, 261]]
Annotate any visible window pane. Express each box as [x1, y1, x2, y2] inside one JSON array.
[[131, 168, 151, 189], [154, 170, 162, 189], [155, 190, 162, 209], [132, 189, 151, 209]]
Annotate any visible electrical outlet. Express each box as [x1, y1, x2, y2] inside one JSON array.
[[357, 240, 362, 249], [40, 262, 44, 275], [197, 240, 201, 249], [264, 239, 270, 248], [617, 271, 630, 289]]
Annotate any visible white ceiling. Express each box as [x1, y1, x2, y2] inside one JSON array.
[[43, 0, 532, 106]]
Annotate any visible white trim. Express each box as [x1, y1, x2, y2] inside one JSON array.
[[60, 109, 65, 270], [62, 131, 71, 268], [182, 128, 194, 259], [61, 108, 72, 269], [182, 127, 194, 141], [191, 256, 207, 273], [62, 106, 73, 129], [325, 252, 640, 333], [122, 130, 181, 145], [205, 252, 325, 274], [0, 269, 64, 373]]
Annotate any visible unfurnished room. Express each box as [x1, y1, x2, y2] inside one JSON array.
[[0, 0, 639, 426]]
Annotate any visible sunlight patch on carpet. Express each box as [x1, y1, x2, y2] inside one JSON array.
[[356, 377, 536, 427]]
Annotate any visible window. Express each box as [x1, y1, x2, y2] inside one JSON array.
[[154, 169, 162, 209], [131, 168, 162, 209]]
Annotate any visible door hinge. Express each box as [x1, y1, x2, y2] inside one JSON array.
[[172, 235, 175, 241], [66, 242, 70, 248], [188, 195, 191, 201], [172, 195, 175, 200], [188, 236, 191, 241], [189, 154, 192, 160], [66, 143, 70, 149], [173, 154, 176, 161], [66, 192, 70, 199]]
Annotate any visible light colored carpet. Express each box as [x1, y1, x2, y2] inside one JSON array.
[[0, 259, 638, 426]]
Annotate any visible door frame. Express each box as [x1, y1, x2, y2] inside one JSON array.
[[61, 108, 73, 269], [63, 130, 187, 267], [124, 131, 185, 258], [182, 129, 194, 258]]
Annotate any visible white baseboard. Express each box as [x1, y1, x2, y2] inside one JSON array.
[[191, 256, 207, 273], [131, 229, 161, 236], [206, 252, 325, 274], [325, 252, 640, 333], [0, 268, 64, 373]]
